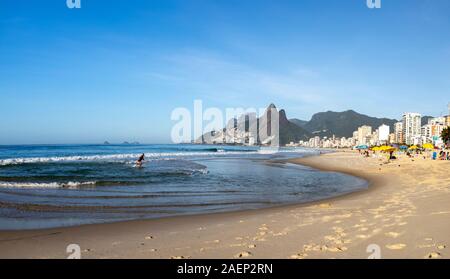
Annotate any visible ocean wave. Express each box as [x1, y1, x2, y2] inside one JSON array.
[[0, 181, 97, 189], [0, 151, 259, 166]]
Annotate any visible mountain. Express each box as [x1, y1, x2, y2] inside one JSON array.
[[294, 110, 398, 138], [290, 118, 308, 128], [278, 109, 312, 144], [198, 104, 311, 145], [421, 116, 434, 126]]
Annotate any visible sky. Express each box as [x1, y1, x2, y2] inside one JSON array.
[[1, 0, 450, 144]]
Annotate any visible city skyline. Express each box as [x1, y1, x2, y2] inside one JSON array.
[[1, 0, 450, 144]]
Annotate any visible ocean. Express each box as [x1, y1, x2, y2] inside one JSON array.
[[0, 144, 368, 230]]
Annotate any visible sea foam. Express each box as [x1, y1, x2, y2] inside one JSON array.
[[0, 181, 97, 188], [0, 151, 258, 166]]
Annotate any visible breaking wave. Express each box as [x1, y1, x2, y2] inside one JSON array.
[[0, 151, 258, 166], [0, 181, 97, 189]]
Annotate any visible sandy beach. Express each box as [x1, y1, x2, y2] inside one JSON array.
[[0, 151, 449, 259]]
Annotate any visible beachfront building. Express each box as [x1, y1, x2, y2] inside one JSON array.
[[378, 124, 390, 143], [314, 136, 321, 147], [402, 113, 422, 145], [394, 122, 404, 144], [421, 117, 446, 145], [357, 125, 372, 145], [389, 133, 396, 144]]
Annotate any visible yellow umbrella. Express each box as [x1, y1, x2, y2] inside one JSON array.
[[379, 145, 391, 151], [409, 145, 418, 150], [371, 146, 381, 151], [422, 143, 434, 150]]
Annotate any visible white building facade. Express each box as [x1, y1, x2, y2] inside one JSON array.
[[402, 113, 421, 145]]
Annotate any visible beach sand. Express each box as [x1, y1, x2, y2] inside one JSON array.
[[0, 151, 449, 259]]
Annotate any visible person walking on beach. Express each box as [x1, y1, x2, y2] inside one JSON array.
[[136, 153, 145, 167]]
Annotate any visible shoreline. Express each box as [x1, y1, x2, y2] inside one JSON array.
[[1, 151, 449, 259], [0, 150, 363, 233], [0, 155, 369, 233]]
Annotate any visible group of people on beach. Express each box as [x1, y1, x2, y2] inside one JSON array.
[[358, 147, 450, 161], [437, 150, 450, 160]]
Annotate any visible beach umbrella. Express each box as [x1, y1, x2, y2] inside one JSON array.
[[400, 145, 408, 150], [422, 143, 434, 150], [371, 146, 381, 151], [380, 146, 396, 152], [356, 145, 369, 150], [409, 145, 419, 150]]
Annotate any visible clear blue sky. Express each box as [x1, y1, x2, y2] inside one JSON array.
[[1, 0, 449, 144]]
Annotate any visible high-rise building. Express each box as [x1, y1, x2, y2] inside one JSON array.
[[389, 133, 396, 144], [314, 136, 320, 148], [402, 113, 421, 145], [394, 122, 404, 144], [378, 124, 390, 142], [357, 125, 372, 145], [422, 117, 446, 144]]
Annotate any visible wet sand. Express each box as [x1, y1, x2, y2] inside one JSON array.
[[0, 151, 449, 259]]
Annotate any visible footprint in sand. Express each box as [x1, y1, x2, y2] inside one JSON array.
[[303, 244, 323, 252], [356, 235, 369, 239], [332, 227, 344, 233], [385, 232, 401, 238], [425, 252, 441, 259], [205, 240, 221, 244], [291, 253, 307, 259], [272, 232, 287, 237], [325, 246, 348, 252], [234, 251, 252, 258], [324, 235, 336, 241], [386, 244, 406, 250], [372, 228, 382, 234], [319, 203, 332, 208]]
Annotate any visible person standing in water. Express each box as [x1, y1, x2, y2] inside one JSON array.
[[136, 153, 145, 167]]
